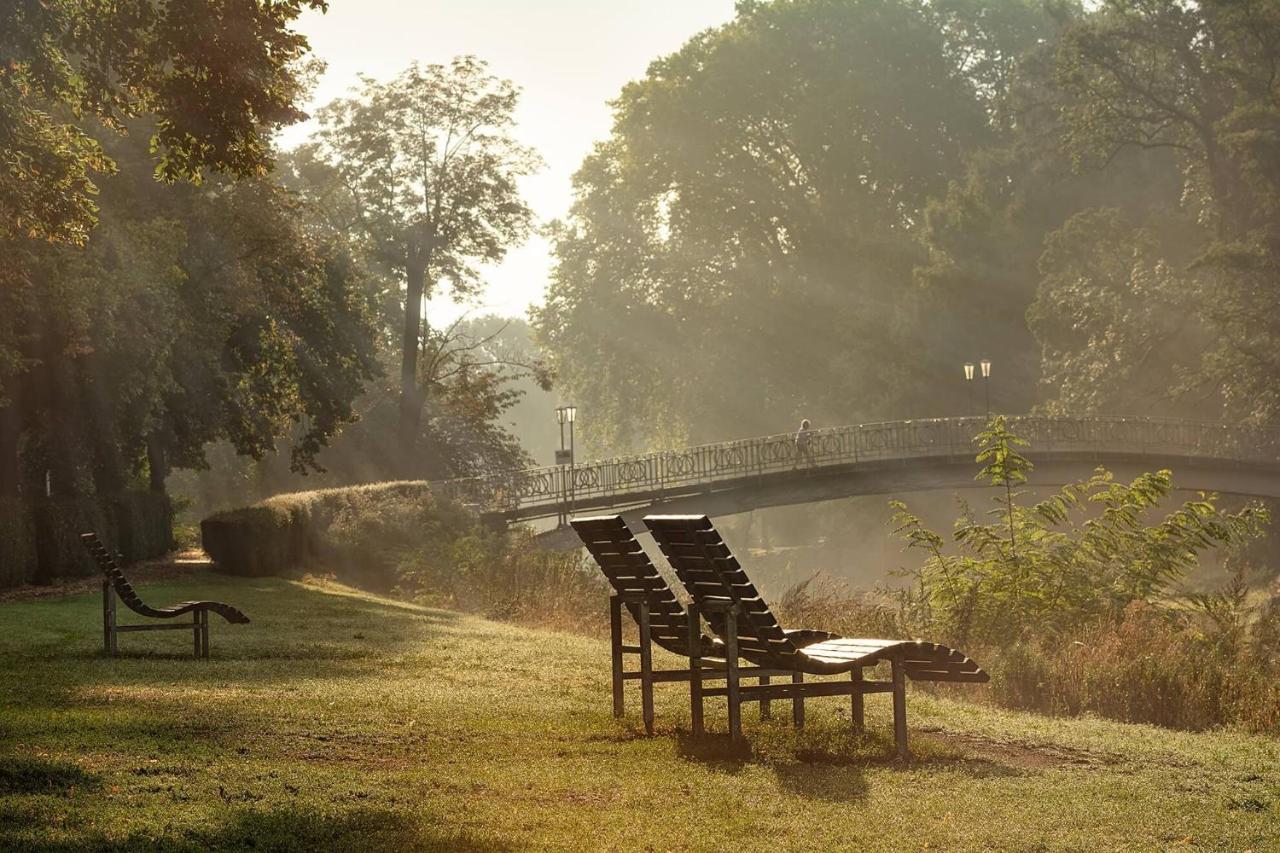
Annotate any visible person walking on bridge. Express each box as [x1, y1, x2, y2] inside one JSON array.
[[794, 418, 814, 468]]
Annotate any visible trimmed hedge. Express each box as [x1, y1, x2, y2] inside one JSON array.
[[0, 491, 173, 589], [0, 497, 37, 588], [113, 492, 175, 562], [33, 497, 116, 582], [201, 481, 442, 577]]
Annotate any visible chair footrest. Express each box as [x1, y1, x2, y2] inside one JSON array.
[[621, 666, 797, 684], [114, 622, 198, 632]]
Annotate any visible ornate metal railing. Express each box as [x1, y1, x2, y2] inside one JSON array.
[[430, 415, 1280, 518]]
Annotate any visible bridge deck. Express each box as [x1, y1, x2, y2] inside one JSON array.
[[430, 416, 1279, 522]]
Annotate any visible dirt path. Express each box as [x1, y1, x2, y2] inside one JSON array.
[[0, 551, 213, 604]]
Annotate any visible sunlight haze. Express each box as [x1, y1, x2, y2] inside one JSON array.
[[282, 0, 737, 324]]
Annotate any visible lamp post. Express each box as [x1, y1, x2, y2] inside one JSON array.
[[963, 362, 975, 417], [565, 405, 577, 520], [980, 358, 992, 417], [555, 405, 578, 525]]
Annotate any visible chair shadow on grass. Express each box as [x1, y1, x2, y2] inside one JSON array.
[[674, 728, 871, 803], [0, 804, 503, 853], [674, 721, 1028, 803]]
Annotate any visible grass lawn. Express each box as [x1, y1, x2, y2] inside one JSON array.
[[1, 568, 1278, 851]]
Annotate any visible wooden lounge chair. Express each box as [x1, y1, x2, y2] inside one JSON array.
[[81, 532, 249, 658], [643, 514, 988, 759], [571, 515, 802, 734]]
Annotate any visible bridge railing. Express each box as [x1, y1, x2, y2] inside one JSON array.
[[430, 415, 1278, 516]]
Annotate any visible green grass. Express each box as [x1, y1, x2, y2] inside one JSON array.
[[1, 572, 1278, 851]]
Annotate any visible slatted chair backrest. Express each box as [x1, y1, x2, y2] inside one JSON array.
[[81, 533, 167, 619], [644, 514, 802, 667], [570, 515, 699, 656]]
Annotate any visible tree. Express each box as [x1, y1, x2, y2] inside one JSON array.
[[0, 0, 324, 246], [1035, 0, 1280, 425], [303, 58, 540, 475], [0, 0, 333, 495], [0, 126, 380, 499], [538, 0, 999, 450]]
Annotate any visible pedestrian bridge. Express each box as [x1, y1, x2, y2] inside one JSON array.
[[431, 416, 1280, 527]]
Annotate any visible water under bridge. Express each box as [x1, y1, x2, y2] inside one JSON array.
[[431, 416, 1280, 532]]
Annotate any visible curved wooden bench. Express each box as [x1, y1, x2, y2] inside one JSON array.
[[643, 514, 988, 757], [81, 532, 249, 658]]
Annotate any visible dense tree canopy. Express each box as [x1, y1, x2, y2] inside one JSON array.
[[537, 0, 1280, 454], [0, 1, 382, 504], [538, 0, 1052, 450], [1034, 0, 1280, 425], [1, 128, 379, 499], [0, 0, 324, 246]]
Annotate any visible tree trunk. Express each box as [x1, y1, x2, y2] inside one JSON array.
[[146, 436, 169, 493], [0, 375, 20, 498], [80, 355, 125, 496], [46, 359, 82, 497], [397, 258, 427, 475]]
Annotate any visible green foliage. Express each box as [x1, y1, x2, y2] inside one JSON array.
[[200, 505, 296, 579], [0, 0, 324, 247], [890, 417, 1269, 645], [0, 124, 381, 518], [1034, 0, 1280, 425], [110, 492, 174, 563], [299, 58, 540, 474], [10, 492, 173, 586], [538, 0, 1007, 450], [32, 497, 117, 582]]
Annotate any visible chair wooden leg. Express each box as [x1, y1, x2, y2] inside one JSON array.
[[851, 667, 865, 731], [792, 672, 805, 727], [725, 608, 741, 742], [638, 602, 654, 736], [200, 610, 210, 659], [760, 675, 771, 720], [892, 655, 908, 761], [102, 581, 117, 657], [609, 596, 624, 717], [687, 606, 703, 736], [193, 614, 202, 658]]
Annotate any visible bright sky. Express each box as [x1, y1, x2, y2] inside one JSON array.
[[280, 0, 737, 324]]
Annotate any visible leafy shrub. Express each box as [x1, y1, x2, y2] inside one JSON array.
[[890, 417, 1268, 646], [320, 488, 479, 591], [880, 417, 1278, 732], [201, 505, 295, 577]]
